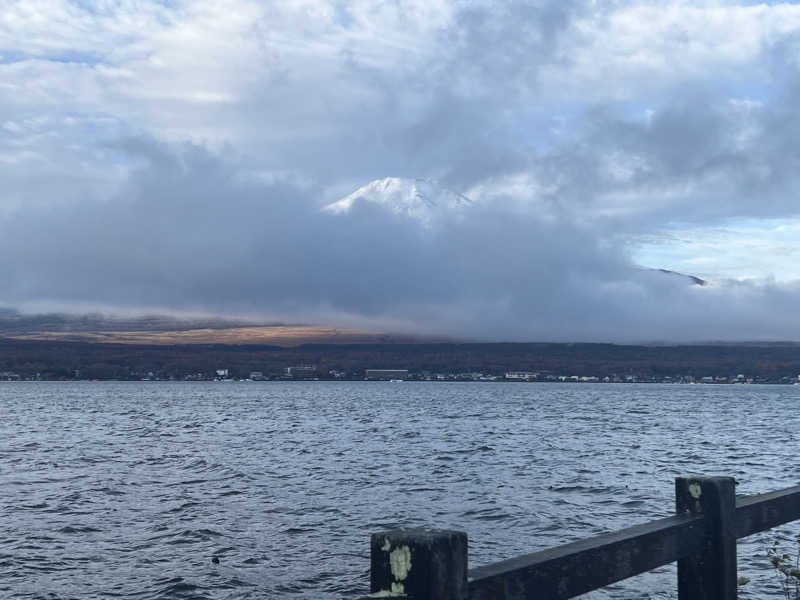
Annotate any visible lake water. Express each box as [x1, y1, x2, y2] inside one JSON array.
[[1, 381, 799, 599]]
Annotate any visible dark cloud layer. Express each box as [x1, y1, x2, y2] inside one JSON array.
[[2, 139, 800, 343]]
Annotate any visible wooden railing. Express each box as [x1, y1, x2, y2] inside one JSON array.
[[361, 475, 800, 599]]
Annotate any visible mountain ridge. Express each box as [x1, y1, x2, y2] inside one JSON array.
[[324, 177, 472, 223]]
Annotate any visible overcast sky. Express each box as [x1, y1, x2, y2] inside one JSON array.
[[3, 0, 800, 342]]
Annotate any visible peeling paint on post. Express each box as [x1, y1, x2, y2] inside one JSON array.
[[389, 545, 412, 590], [689, 482, 702, 500], [368, 529, 468, 600]]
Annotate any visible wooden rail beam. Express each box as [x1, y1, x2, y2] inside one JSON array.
[[467, 513, 703, 599], [735, 485, 800, 539]]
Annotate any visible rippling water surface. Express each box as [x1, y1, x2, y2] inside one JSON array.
[[1, 381, 799, 599]]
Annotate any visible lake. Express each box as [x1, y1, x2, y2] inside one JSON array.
[[1, 381, 798, 599]]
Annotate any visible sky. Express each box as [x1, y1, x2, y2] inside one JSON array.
[[3, 0, 800, 342]]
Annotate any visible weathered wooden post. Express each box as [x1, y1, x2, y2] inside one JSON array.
[[366, 529, 468, 599], [675, 476, 737, 600]]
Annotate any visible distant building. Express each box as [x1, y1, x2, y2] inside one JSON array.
[[249, 371, 265, 381], [365, 369, 408, 380], [285, 366, 317, 379], [505, 371, 538, 381], [216, 369, 229, 378]]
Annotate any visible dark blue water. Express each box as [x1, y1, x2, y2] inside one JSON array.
[[1, 382, 798, 599]]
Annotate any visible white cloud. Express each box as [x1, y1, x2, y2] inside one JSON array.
[[542, 2, 800, 101], [634, 218, 800, 281]]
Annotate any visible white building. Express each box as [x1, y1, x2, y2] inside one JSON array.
[[505, 371, 538, 381]]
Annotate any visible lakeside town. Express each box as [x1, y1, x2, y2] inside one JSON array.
[[3, 365, 800, 384], [5, 337, 800, 384]]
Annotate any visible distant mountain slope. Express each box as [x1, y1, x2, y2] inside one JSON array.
[[655, 269, 706, 286], [0, 309, 265, 334], [5, 326, 442, 346], [0, 309, 447, 346]]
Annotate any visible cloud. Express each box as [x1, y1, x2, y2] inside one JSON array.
[[4, 1, 800, 341], [0, 140, 799, 343], [634, 218, 800, 281]]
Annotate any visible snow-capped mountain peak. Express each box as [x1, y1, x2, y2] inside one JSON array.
[[324, 177, 472, 223]]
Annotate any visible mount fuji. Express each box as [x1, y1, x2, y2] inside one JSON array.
[[324, 177, 473, 224]]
